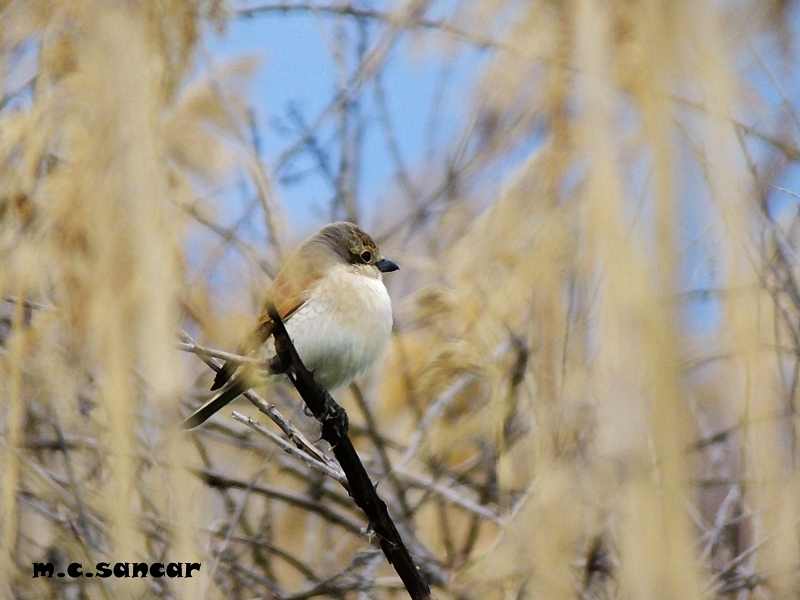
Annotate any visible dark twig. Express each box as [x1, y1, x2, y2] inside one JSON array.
[[196, 469, 365, 537], [237, 3, 497, 49], [349, 382, 413, 518], [266, 303, 431, 599]]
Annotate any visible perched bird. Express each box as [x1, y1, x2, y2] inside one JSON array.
[[183, 221, 399, 429]]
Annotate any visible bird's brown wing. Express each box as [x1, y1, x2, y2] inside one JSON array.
[[209, 259, 323, 391], [251, 263, 315, 342]]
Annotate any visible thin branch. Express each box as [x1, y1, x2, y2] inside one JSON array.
[[232, 411, 346, 483], [237, 3, 497, 50], [197, 469, 366, 537], [179, 330, 339, 471], [176, 341, 262, 367]]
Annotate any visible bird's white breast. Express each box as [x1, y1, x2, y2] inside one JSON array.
[[264, 264, 393, 390]]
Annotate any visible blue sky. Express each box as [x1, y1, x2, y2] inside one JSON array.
[[197, 3, 800, 335], [202, 5, 484, 236]]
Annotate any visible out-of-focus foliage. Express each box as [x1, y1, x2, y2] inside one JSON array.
[[1, 0, 800, 598]]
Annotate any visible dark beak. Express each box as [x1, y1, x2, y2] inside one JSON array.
[[376, 257, 399, 273]]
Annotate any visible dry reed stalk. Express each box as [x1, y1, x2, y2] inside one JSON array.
[[0, 1, 226, 597]]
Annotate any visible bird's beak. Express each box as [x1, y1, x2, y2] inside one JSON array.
[[376, 257, 399, 273]]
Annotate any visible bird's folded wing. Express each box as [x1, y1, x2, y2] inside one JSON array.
[[209, 261, 322, 391]]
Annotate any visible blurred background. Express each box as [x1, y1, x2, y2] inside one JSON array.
[[2, 0, 800, 598]]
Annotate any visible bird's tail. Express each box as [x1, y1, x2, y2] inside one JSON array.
[[183, 378, 249, 429], [210, 359, 237, 391]]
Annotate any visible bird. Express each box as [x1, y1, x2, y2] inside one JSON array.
[[183, 221, 399, 429]]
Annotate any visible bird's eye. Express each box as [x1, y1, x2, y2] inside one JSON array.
[[360, 250, 372, 263]]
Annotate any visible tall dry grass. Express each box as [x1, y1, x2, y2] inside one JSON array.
[[1, 0, 799, 599]]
